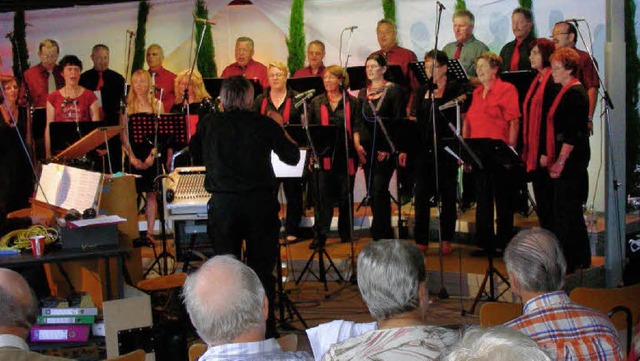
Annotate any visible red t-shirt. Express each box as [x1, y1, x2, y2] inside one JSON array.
[[466, 78, 521, 143], [47, 89, 98, 122], [221, 59, 269, 89]]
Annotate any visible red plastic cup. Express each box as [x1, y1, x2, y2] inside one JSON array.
[[29, 236, 45, 257]]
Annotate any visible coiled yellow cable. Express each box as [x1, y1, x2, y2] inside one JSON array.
[[0, 225, 59, 250]]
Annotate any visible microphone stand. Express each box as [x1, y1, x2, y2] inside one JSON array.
[[122, 30, 135, 173], [430, 0, 449, 299], [340, 27, 357, 284], [572, 20, 623, 281], [183, 19, 210, 137]]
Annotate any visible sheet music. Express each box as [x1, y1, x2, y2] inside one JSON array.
[[35, 163, 103, 211], [271, 150, 306, 178]]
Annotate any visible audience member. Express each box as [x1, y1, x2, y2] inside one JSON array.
[[0, 268, 69, 361], [293, 41, 326, 78], [322, 239, 457, 360], [220, 37, 268, 89], [443, 325, 551, 361], [146, 44, 176, 113], [182, 255, 312, 360], [504, 228, 624, 360], [442, 10, 489, 78]]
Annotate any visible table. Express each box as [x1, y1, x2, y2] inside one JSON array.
[[0, 245, 130, 299]]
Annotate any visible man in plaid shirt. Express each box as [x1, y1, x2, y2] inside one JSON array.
[[504, 229, 624, 360]]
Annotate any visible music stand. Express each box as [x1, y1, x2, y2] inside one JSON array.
[[51, 125, 123, 167], [203, 78, 223, 100], [128, 113, 186, 276], [447, 59, 468, 82], [32, 107, 46, 160], [49, 121, 107, 156], [346, 65, 406, 91], [287, 77, 325, 97], [459, 138, 520, 315], [286, 125, 345, 291]]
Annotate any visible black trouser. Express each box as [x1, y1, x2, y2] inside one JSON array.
[[278, 178, 303, 237], [207, 191, 280, 338], [363, 157, 395, 240], [414, 155, 458, 246], [550, 167, 591, 270], [474, 167, 516, 250], [531, 167, 554, 230], [312, 169, 354, 241]]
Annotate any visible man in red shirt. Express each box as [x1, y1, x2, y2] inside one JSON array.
[[22, 39, 64, 108], [146, 44, 176, 113], [371, 19, 418, 95], [292, 40, 326, 78], [221, 37, 268, 90]]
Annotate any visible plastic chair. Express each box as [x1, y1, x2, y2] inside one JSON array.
[[104, 349, 146, 361]]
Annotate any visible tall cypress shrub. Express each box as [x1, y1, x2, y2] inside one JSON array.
[[194, 0, 216, 77], [382, 0, 395, 23], [131, 0, 150, 74], [455, 0, 467, 11], [11, 9, 29, 80], [286, 0, 305, 76]]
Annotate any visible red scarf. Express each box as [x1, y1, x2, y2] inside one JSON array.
[[545, 78, 581, 166], [260, 96, 291, 124], [521, 68, 552, 172], [320, 99, 355, 175]]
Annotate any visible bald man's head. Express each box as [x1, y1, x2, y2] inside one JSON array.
[[0, 269, 38, 335], [182, 256, 267, 346]]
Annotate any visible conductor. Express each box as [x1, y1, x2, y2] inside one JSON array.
[[192, 75, 300, 339]]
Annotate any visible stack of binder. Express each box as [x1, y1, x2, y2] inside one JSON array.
[[30, 307, 97, 343]]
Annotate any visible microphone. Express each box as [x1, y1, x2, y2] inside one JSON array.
[[194, 17, 216, 25], [294, 89, 316, 100], [436, 1, 446, 10], [5, 31, 14, 39], [564, 18, 585, 23], [344, 26, 358, 31], [126, 30, 136, 37], [438, 94, 467, 111]]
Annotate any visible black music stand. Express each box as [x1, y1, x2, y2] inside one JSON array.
[[49, 121, 107, 156], [459, 138, 520, 315], [129, 113, 186, 276], [287, 77, 325, 97], [346, 65, 406, 91], [32, 107, 46, 160], [203, 78, 223, 100], [286, 125, 345, 291]]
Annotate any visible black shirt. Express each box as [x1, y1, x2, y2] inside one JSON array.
[[195, 110, 300, 193], [356, 83, 406, 153], [252, 89, 302, 125], [499, 34, 535, 72], [79, 68, 125, 125], [553, 85, 590, 171]]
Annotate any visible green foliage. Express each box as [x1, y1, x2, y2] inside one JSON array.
[[286, 0, 305, 76], [382, 0, 395, 23], [11, 9, 29, 80], [625, 0, 640, 195], [195, 0, 216, 77], [455, 0, 467, 11], [518, 0, 536, 38], [131, 0, 150, 74]]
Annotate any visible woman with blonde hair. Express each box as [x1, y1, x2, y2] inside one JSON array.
[[122, 69, 164, 243], [170, 69, 213, 113]]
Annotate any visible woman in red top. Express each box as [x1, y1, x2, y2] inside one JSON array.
[[463, 53, 520, 255], [45, 55, 99, 159]]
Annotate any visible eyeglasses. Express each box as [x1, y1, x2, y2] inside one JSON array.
[[551, 66, 565, 71], [269, 73, 286, 79]]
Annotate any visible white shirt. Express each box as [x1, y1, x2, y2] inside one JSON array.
[[0, 334, 29, 351]]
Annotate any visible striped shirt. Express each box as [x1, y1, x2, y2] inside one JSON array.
[[198, 338, 312, 361], [505, 291, 623, 361]]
